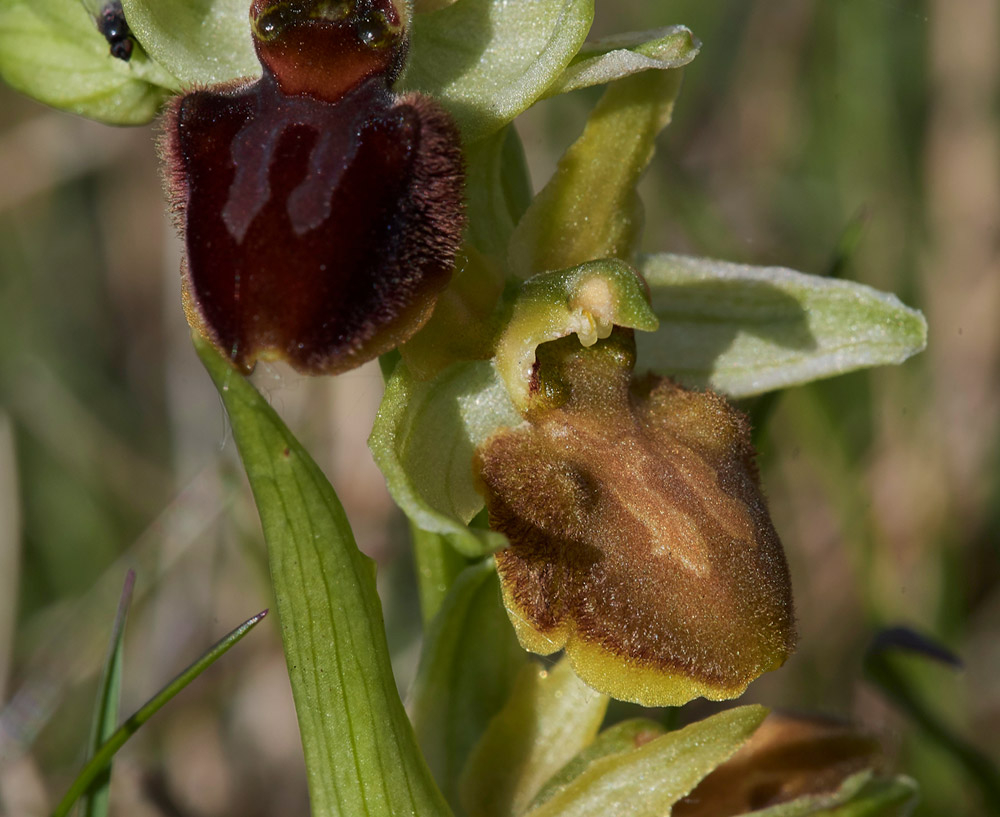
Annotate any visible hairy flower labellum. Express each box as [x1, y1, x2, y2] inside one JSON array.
[[476, 330, 795, 707], [161, 0, 465, 374]]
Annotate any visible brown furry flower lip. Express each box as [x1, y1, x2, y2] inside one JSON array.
[[476, 329, 796, 707], [160, 0, 465, 375]]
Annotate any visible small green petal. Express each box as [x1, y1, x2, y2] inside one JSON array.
[[542, 25, 700, 98], [636, 253, 928, 397], [0, 0, 173, 124], [369, 359, 520, 557], [459, 657, 609, 817], [403, 0, 594, 142], [122, 0, 258, 86], [494, 260, 659, 412], [510, 69, 682, 278]]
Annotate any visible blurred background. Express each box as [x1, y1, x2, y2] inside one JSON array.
[[0, 0, 997, 814]]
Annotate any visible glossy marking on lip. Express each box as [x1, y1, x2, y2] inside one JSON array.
[[161, 0, 465, 374]]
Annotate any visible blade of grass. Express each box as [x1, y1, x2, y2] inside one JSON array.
[[196, 337, 452, 817], [80, 569, 135, 817], [50, 609, 267, 817]]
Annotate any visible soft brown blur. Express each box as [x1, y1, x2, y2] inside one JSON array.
[[1, 1, 998, 816]]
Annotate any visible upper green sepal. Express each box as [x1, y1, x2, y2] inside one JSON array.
[[403, 0, 595, 141], [121, 0, 258, 86]]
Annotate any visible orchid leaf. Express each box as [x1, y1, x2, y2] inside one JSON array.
[[543, 26, 700, 98], [636, 253, 928, 397], [197, 337, 451, 817], [510, 69, 682, 278], [459, 657, 609, 817], [521, 706, 767, 817], [369, 359, 519, 557], [409, 559, 527, 811], [404, 0, 594, 142], [122, 0, 258, 86], [0, 0, 174, 124]]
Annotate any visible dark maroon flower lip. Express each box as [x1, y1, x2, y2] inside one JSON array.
[[161, 0, 464, 375]]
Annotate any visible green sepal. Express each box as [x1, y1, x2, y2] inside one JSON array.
[[403, 0, 594, 142], [121, 0, 258, 86], [636, 253, 929, 397], [528, 719, 667, 812], [0, 0, 176, 125], [521, 706, 768, 817]]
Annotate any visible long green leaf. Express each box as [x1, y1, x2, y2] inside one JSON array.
[[197, 337, 451, 817], [80, 570, 135, 817], [409, 559, 527, 811], [51, 609, 266, 817], [636, 253, 928, 397]]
